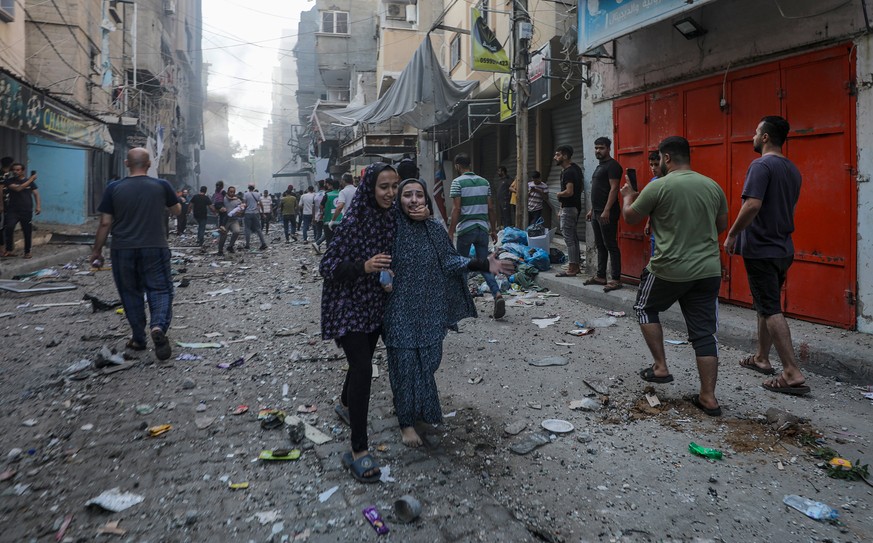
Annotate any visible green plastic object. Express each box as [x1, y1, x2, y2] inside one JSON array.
[[689, 442, 723, 460]]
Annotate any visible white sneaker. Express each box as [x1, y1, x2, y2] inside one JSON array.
[[312, 242, 321, 254]]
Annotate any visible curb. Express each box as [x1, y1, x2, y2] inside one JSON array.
[[536, 272, 873, 386], [0, 245, 93, 279]]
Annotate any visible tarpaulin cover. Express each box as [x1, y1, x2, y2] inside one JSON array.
[[326, 37, 477, 129]]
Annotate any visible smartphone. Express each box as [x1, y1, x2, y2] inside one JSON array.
[[30, 170, 36, 176], [626, 168, 638, 191]]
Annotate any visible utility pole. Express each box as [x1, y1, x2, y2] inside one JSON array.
[[513, 1, 531, 229]]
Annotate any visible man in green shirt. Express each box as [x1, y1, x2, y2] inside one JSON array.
[[620, 136, 729, 417], [280, 190, 298, 242]]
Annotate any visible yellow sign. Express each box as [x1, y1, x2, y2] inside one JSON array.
[[499, 76, 514, 121], [471, 7, 510, 73]]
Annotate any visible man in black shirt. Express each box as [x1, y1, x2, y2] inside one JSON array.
[[189, 186, 212, 246], [554, 145, 584, 277], [2, 163, 41, 258], [495, 166, 513, 228], [585, 137, 623, 291]]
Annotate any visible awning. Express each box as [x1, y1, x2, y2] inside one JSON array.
[[326, 37, 478, 130]]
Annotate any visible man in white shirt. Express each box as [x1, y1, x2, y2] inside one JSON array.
[[331, 174, 357, 223], [242, 184, 267, 251], [298, 186, 316, 242]]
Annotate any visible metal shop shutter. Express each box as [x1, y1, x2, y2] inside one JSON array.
[[546, 97, 584, 240]]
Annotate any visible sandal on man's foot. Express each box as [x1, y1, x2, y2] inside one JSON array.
[[603, 280, 622, 292], [639, 366, 674, 384], [334, 404, 350, 426], [1, 251, 17, 257], [125, 339, 147, 351], [763, 374, 810, 396], [150, 329, 172, 361], [738, 355, 775, 375], [22, 253, 32, 259], [555, 271, 577, 277], [582, 276, 606, 286], [342, 452, 381, 483], [686, 394, 722, 417]]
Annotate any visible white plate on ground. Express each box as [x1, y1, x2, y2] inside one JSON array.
[[541, 419, 574, 433]]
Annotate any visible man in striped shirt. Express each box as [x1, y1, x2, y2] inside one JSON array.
[[448, 153, 505, 319]]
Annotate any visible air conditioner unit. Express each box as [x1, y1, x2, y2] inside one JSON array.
[[405, 4, 417, 24], [386, 3, 405, 21], [164, 0, 176, 15]]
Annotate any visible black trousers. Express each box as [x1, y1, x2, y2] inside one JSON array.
[[339, 330, 381, 453], [4, 210, 32, 253], [592, 218, 621, 280]]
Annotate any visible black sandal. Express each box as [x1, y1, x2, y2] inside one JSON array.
[[639, 366, 674, 384]]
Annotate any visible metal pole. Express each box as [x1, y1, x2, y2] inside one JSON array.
[[514, 1, 530, 229]]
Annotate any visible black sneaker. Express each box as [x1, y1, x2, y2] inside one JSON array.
[[151, 329, 172, 361], [227, 247, 235, 254], [259, 245, 268, 251]]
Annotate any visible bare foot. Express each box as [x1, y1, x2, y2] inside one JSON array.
[[400, 427, 422, 447]]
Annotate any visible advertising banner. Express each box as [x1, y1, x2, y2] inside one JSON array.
[[471, 7, 510, 73], [578, 0, 717, 53], [0, 71, 114, 152], [498, 42, 551, 121]]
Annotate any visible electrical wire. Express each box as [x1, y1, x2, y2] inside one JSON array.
[[773, 0, 852, 19]]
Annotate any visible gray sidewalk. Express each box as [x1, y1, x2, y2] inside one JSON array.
[[537, 258, 873, 385]]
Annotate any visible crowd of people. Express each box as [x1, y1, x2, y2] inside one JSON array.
[[82, 113, 803, 486]]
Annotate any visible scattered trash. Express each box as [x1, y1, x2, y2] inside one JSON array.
[[297, 404, 317, 414], [289, 299, 310, 306], [81, 423, 94, 431], [96, 520, 127, 536], [504, 420, 528, 435], [528, 356, 568, 367], [21, 419, 37, 427], [176, 342, 222, 349], [63, 359, 92, 375], [55, 513, 73, 541], [176, 353, 201, 361], [0, 469, 15, 482], [393, 495, 422, 524], [258, 449, 301, 461], [569, 399, 601, 412], [689, 442, 723, 460], [379, 464, 396, 483], [583, 378, 609, 395], [576, 430, 592, 444], [766, 408, 805, 432], [136, 404, 155, 415], [665, 339, 688, 345], [194, 416, 215, 429], [645, 393, 661, 407], [259, 303, 272, 311], [605, 310, 626, 317], [362, 506, 390, 535], [554, 341, 575, 346], [541, 419, 574, 433], [85, 488, 145, 512], [94, 346, 125, 368], [468, 375, 483, 385], [531, 316, 561, 328], [204, 332, 223, 338], [217, 357, 245, 370], [486, 339, 498, 343], [206, 288, 234, 297], [114, 308, 125, 315], [318, 486, 339, 503], [147, 424, 172, 437], [82, 293, 122, 312], [567, 329, 595, 336], [228, 482, 249, 490], [231, 405, 249, 416], [258, 409, 286, 430], [252, 510, 282, 525], [444, 411, 457, 417], [782, 495, 839, 521], [510, 433, 550, 455], [284, 415, 332, 444], [528, 402, 542, 410]]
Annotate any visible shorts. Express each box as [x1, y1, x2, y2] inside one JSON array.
[[634, 268, 721, 357], [743, 256, 793, 317]]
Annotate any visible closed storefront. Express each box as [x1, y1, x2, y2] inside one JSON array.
[[547, 94, 584, 240], [614, 44, 856, 328]]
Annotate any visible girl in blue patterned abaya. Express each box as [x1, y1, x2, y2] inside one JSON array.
[[383, 178, 515, 447]]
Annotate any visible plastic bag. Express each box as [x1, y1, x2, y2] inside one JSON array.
[[524, 246, 551, 271], [501, 227, 528, 246], [501, 242, 529, 259], [526, 217, 545, 238], [549, 248, 567, 264]]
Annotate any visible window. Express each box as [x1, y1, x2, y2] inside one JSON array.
[[0, 0, 15, 23], [321, 11, 349, 34], [450, 35, 461, 71]]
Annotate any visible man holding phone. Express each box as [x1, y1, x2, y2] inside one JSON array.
[[586, 137, 624, 291], [2, 163, 40, 258]]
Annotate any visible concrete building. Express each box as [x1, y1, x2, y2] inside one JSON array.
[[576, 0, 869, 332], [0, 0, 203, 225]]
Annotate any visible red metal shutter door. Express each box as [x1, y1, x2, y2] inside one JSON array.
[[614, 97, 648, 280]]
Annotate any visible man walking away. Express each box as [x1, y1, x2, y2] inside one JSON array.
[[90, 148, 180, 360], [280, 190, 299, 242], [587, 137, 623, 291], [447, 153, 505, 319], [528, 171, 548, 225], [331, 173, 356, 225], [242, 184, 267, 251], [217, 186, 244, 255], [314, 180, 339, 253], [299, 186, 315, 241], [261, 190, 273, 234], [312, 180, 325, 244], [212, 181, 226, 232], [2, 163, 41, 258], [189, 186, 211, 246], [621, 136, 728, 416], [553, 145, 583, 277], [724, 116, 807, 396], [176, 189, 189, 235]]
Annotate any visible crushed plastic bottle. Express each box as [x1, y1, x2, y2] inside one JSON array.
[[379, 270, 393, 287], [782, 495, 839, 521], [689, 442, 723, 460]]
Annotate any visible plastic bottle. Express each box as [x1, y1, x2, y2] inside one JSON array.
[[379, 270, 393, 286], [782, 495, 839, 521], [688, 442, 723, 460]]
